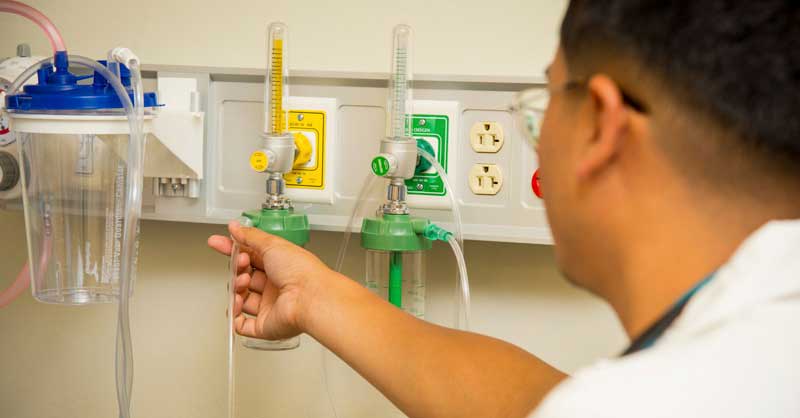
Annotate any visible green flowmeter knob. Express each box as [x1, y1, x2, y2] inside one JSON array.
[[371, 154, 396, 177]]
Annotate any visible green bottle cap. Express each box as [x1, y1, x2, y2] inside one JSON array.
[[242, 208, 310, 247], [361, 213, 432, 252]]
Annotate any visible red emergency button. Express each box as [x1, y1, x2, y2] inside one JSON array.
[[531, 169, 543, 199]]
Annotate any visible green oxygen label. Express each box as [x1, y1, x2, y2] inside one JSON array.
[[407, 114, 449, 196]]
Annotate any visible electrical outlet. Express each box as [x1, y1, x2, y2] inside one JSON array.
[[470, 121, 504, 153], [468, 164, 503, 195]]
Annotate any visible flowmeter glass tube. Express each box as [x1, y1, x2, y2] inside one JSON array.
[[265, 22, 289, 135], [386, 24, 413, 139]]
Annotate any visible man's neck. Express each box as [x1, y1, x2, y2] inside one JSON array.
[[607, 204, 770, 340]]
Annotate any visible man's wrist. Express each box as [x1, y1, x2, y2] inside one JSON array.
[[296, 266, 338, 336]]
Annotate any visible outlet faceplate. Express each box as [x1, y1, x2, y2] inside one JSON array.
[[470, 121, 504, 153], [468, 164, 503, 195]]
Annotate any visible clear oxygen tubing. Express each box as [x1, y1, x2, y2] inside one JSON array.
[[327, 172, 383, 418], [0, 1, 67, 52], [228, 239, 242, 418], [417, 149, 464, 249], [447, 235, 471, 331], [334, 172, 383, 273], [417, 149, 470, 330], [7, 52, 143, 418]]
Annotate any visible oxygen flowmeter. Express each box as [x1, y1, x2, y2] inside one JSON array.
[[240, 22, 309, 350], [362, 25, 458, 316]]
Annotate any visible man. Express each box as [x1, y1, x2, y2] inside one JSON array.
[[209, 1, 800, 416]]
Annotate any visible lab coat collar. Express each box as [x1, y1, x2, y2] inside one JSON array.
[[669, 219, 800, 339]]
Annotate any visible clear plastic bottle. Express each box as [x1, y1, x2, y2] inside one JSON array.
[[365, 250, 425, 318], [16, 128, 137, 304], [8, 58, 157, 305]]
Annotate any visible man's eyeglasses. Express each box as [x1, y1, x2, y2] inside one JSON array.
[[509, 80, 647, 148]]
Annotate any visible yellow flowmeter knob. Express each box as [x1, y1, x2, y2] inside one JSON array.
[[250, 150, 270, 172], [293, 132, 312, 168]]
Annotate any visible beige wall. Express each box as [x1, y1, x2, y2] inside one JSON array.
[[0, 1, 628, 417], [0, 0, 564, 77]]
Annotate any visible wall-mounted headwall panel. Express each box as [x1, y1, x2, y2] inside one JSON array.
[[139, 66, 552, 244]]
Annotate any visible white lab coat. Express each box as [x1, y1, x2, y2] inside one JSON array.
[[531, 220, 800, 418]]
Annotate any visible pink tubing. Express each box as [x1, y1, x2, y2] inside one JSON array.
[[0, 1, 62, 307], [0, 264, 31, 308], [0, 235, 52, 308], [0, 263, 31, 308], [0, 0, 66, 52]]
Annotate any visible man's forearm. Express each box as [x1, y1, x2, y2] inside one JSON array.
[[302, 271, 567, 418]]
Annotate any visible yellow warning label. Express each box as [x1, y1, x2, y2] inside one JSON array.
[[249, 150, 269, 172], [285, 110, 326, 189]]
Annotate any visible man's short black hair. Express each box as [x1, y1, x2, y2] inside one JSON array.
[[560, 1, 800, 180]]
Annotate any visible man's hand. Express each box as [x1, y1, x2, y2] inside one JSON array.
[[208, 221, 331, 341]]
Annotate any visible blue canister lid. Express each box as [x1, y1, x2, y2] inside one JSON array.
[[5, 51, 160, 111]]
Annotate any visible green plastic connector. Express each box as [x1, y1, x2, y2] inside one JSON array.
[[422, 223, 453, 242], [242, 208, 310, 247]]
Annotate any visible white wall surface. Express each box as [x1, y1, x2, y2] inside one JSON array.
[[0, 1, 629, 417]]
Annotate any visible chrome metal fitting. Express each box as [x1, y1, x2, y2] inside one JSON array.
[[263, 173, 292, 210], [381, 179, 409, 215]]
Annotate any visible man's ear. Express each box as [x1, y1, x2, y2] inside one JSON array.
[[576, 74, 630, 180]]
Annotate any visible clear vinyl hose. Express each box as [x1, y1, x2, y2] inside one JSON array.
[[417, 149, 464, 249], [417, 149, 470, 330], [334, 172, 382, 273], [447, 235, 471, 330], [75, 52, 144, 418], [228, 241, 242, 418]]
